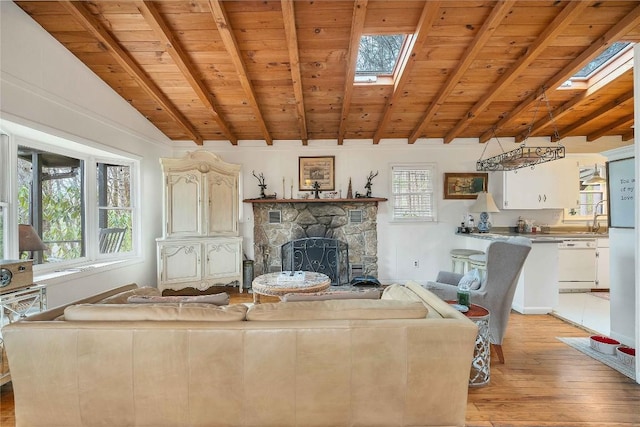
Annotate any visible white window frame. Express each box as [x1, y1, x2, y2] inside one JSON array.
[[390, 163, 437, 222], [4, 128, 140, 273], [93, 157, 137, 259]]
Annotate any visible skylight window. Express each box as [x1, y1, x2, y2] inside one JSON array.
[[573, 42, 631, 79], [356, 34, 407, 79]]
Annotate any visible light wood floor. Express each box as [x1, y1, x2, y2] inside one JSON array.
[[1, 289, 639, 427]]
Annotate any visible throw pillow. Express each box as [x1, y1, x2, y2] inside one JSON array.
[[281, 288, 380, 302], [98, 286, 161, 304], [127, 293, 230, 306], [458, 268, 482, 290]]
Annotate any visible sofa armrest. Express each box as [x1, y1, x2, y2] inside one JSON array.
[[435, 271, 463, 285]]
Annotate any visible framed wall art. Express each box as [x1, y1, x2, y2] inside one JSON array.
[[299, 156, 335, 191], [443, 172, 488, 199]]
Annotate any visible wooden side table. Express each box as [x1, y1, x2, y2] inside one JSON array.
[[448, 301, 491, 387], [0, 283, 48, 386]]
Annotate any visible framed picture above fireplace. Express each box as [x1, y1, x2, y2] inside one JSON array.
[[299, 156, 335, 191]]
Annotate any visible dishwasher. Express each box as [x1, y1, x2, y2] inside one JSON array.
[[558, 239, 596, 291]]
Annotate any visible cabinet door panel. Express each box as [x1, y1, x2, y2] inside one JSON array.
[[166, 172, 202, 236], [494, 159, 578, 209], [206, 171, 238, 236], [159, 243, 201, 284], [204, 240, 241, 279]]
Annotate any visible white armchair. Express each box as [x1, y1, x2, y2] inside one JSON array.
[[425, 237, 532, 363]]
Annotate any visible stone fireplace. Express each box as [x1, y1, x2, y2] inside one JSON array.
[[247, 199, 385, 280]]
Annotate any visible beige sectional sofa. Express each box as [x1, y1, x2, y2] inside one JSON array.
[[3, 281, 478, 427]]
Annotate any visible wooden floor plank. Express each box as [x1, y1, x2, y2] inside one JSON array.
[[1, 288, 638, 426]]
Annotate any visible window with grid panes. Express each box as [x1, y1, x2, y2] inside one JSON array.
[[391, 164, 436, 221]]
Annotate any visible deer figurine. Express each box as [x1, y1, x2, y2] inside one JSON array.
[[252, 170, 268, 198], [355, 170, 379, 198]]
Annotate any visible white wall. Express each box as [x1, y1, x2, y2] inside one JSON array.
[[171, 142, 603, 285], [1, 2, 171, 307]]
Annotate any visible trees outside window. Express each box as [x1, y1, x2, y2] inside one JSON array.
[[17, 148, 83, 263], [17, 146, 135, 265]]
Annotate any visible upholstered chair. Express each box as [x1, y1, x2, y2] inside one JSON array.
[[425, 237, 532, 363]]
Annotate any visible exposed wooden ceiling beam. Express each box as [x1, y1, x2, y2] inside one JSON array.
[[444, 1, 588, 144], [408, 0, 514, 144], [136, 1, 237, 144], [338, 0, 368, 145], [587, 114, 634, 142], [281, 0, 308, 145], [480, 3, 640, 143], [373, 1, 440, 144], [554, 92, 633, 141], [621, 130, 634, 142], [208, 0, 273, 145], [514, 69, 634, 143], [60, 0, 204, 145]]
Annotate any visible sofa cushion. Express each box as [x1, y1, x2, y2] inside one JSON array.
[[64, 303, 247, 322], [246, 299, 427, 321], [458, 268, 482, 290], [127, 293, 229, 306], [281, 288, 380, 302], [97, 286, 161, 304]]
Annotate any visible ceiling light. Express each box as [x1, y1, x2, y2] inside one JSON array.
[[477, 89, 565, 172], [582, 164, 607, 185]]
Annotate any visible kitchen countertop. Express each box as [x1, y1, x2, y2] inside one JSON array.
[[456, 230, 608, 243]]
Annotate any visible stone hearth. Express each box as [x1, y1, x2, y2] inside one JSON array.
[[249, 200, 382, 278]]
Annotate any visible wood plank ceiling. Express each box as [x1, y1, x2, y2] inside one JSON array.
[[14, 1, 640, 150]]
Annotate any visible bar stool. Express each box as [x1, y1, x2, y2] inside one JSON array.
[[450, 249, 485, 274], [468, 253, 487, 280]]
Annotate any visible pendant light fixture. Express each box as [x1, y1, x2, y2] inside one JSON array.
[[477, 89, 565, 172], [582, 164, 607, 185]]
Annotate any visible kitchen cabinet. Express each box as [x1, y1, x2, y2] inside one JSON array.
[[490, 159, 579, 209], [595, 238, 610, 289], [459, 235, 558, 314], [157, 151, 242, 293]]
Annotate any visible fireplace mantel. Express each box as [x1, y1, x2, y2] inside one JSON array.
[[244, 197, 387, 204]]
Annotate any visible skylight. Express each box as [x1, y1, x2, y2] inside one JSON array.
[[355, 34, 407, 80], [572, 42, 631, 79]]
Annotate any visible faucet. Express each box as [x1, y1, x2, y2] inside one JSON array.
[[591, 199, 607, 233]]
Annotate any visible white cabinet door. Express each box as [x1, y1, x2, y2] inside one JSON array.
[[492, 159, 579, 209], [165, 171, 203, 237], [158, 241, 202, 286], [544, 159, 579, 208], [205, 170, 238, 236], [595, 238, 610, 289], [204, 238, 242, 282]]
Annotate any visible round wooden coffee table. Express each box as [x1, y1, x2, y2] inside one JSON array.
[[252, 271, 331, 303]]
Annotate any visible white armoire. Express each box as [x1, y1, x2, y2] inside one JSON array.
[[156, 151, 243, 293]]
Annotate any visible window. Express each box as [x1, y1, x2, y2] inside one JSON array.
[[391, 164, 436, 221], [18, 147, 84, 264], [15, 144, 136, 266], [573, 42, 631, 79], [356, 34, 409, 81], [97, 162, 132, 254], [564, 164, 607, 221]]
